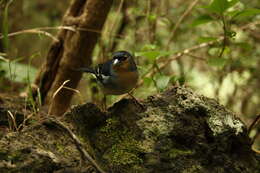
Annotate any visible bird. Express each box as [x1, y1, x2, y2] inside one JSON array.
[[78, 51, 139, 95]]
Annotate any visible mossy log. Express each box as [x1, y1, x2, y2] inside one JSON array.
[[0, 86, 259, 173]]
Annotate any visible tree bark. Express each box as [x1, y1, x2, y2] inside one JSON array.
[[34, 0, 113, 116]]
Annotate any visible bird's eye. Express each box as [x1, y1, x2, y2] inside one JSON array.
[[120, 56, 127, 61], [115, 56, 127, 61]]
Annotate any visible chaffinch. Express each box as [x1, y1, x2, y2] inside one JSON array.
[[78, 51, 139, 95]]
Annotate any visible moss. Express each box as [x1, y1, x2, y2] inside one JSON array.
[[7, 150, 23, 162], [0, 150, 8, 160], [54, 143, 65, 154], [98, 117, 144, 171], [182, 164, 204, 173], [108, 147, 143, 166], [100, 117, 120, 135], [168, 148, 194, 159]]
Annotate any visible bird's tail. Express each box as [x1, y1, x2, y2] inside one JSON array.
[[76, 67, 96, 74]]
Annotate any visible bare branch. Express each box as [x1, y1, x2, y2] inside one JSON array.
[[166, 0, 200, 49], [45, 118, 107, 173]]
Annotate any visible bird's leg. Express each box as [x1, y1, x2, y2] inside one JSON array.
[[127, 92, 145, 110]]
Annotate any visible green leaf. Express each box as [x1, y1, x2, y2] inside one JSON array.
[[206, 0, 239, 14], [178, 76, 186, 86], [198, 37, 218, 43], [191, 15, 214, 27], [148, 14, 157, 21], [169, 76, 178, 84], [143, 77, 153, 86], [228, 0, 239, 7], [235, 42, 252, 51], [141, 44, 157, 51], [208, 47, 220, 56], [232, 8, 260, 20], [207, 57, 227, 67], [1, 61, 37, 83], [136, 51, 160, 60], [156, 75, 170, 91]]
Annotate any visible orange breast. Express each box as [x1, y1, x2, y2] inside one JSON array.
[[118, 71, 139, 89], [102, 71, 139, 95]]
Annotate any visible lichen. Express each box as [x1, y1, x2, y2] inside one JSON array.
[[136, 107, 175, 153], [173, 87, 245, 136], [137, 107, 174, 137], [207, 113, 244, 136], [98, 117, 144, 171]]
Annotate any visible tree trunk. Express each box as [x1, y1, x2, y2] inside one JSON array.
[[34, 0, 113, 116]]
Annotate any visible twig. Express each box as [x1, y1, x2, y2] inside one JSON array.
[[127, 92, 145, 110], [166, 0, 200, 50], [52, 80, 70, 100], [186, 53, 206, 61], [137, 37, 224, 87], [118, 39, 215, 100], [17, 113, 34, 131], [240, 21, 260, 30], [109, 1, 129, 52], [0, 25, 125, 41], [248, 114, 260, 135], [107, 0, 125, 49], [164, 0, 201, 76], [136, 20, 257, 88], [63, 86, 84, 104], [0, 26, 76, 40], [146, 0, 157, 43], [218, 14, 228, 58], [248, 114, 260, 147], [0, 55, 9, 62], [252, 147, 260, 155], [7, 110, 17, 131], [154, 21, 259, 81], [46, 118, 107, 173], [0, 52, 7, 57], [48, 80, 71, 115], [0, 29, 59, 41]]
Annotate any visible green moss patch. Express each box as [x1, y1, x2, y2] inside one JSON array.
[[97, 117, 144, 171], [168, 148, 194, 159]]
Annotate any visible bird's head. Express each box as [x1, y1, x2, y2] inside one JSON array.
[[112, 51, 137, 72]]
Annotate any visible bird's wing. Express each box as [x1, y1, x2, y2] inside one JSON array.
[[96, 59, 114, 76], [94, 59, 115, 84], [77, 59, 114, 84]]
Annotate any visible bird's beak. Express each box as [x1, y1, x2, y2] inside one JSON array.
[[113, 59, 119, 65]]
